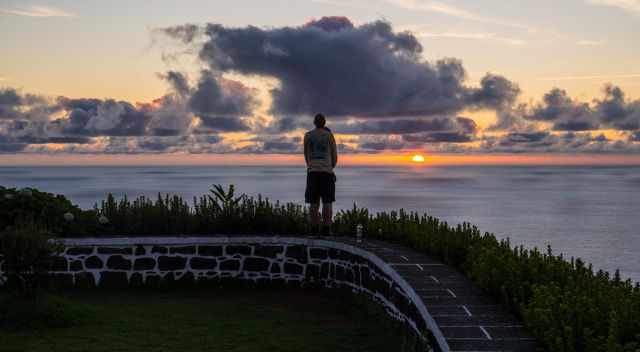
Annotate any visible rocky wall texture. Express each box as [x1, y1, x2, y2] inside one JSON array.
[[0, 237, 436, 351]]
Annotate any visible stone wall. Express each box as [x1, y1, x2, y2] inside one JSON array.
[[0, 236, 437, 351]]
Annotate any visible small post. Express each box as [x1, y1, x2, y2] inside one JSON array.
[[356, 224, 363, 243]]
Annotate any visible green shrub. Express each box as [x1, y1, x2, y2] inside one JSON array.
[[4, 184, 640, 350], [90, 185, 308, 236], [333, 205, 640, 352], [0, 222, 63, 298], [0, 186, 107, 237]]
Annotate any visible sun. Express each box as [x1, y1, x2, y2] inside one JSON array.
[[411, 154, 425, 163]]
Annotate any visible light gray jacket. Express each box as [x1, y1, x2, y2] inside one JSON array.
[[304, 127, 338, 173]]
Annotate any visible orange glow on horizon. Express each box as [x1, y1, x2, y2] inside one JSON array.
[[1, 153, 640, 166], [412, 154, 426, 163]]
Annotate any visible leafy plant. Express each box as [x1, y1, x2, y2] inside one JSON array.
[[4, 184, 640, 351], [208, 184, 244, 214], [0, 222, 63, 298]]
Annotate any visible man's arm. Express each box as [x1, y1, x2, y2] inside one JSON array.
[[330, 132, 338, 168], [303, 133, 310, 166]]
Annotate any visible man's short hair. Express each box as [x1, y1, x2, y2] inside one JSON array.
[[314, 113, 326, 128]]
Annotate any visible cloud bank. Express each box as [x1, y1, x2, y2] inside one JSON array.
[[1, 16, 639, 155]]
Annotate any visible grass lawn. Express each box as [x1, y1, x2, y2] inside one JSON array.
[[0, 287, 411, 352]]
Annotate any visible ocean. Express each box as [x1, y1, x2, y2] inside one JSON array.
[[1, 165, 639, 283]]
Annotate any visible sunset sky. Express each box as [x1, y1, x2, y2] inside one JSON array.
[[1, 0, 639, 165]]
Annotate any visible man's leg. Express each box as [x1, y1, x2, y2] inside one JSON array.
[[310, 203, 321, 229], [322, 203, 332, 227], [321, 202, 333, 235], [306, 172, 321, 234]]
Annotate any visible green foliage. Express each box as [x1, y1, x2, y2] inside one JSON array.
[[0, 222, 63, 298], [3, 184, 640, 350], [0, 187, 82, 234], [0, 186, 103, 236], [333, 205, 640, 351], [91, 184, 308, 236]]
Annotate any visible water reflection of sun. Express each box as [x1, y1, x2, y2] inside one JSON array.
[[412, 154, 425, 163]]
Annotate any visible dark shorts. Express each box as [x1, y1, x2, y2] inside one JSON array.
[[305, 171, 336, 204]]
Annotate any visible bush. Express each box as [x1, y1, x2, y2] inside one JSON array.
[[3, 184, 640, 350], [88, 185, 308, 236], [0, 186, 109, 238], [333, 206, 640, 352], [0, 222, 63, 298]]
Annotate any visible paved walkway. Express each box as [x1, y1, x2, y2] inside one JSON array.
[[333, 237, 539, 352]]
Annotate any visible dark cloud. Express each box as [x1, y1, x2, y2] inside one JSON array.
[[1, 17, 640, 155], [595, 85, 640, 130], [304, 16, 354, 32], [494, 85, 638, 133], [161, 71, 191, 97], [159, 70, 259, 134], [53, 98, 151, 136], [487, 104, 530, 132], [355, 134, 412, 151], [400, 117, 477, 143], [552, 117, 599, 132], [0, 88, 21, 106], [161, 24, 201, 44], [465, 74, 520, 110], [479, 131, 636, 153], [137, 137, 175, 152], [403, 131, 474, 143], [0, 89, 57, 121], [524, 88, 600, 131], [16, 136, 91, 144], [147, 95, 193, 137], [359, 141, 406, 151], [359, 142, 403, 150], [263, 140, 299, 152], [455, 117, 478, 133], [199, 116, 250, 132], [272, 116, 309, 132], [497, 132, 553, 147], [334, 117, 456, 135], [0, 132, 28, 152], [235, 135, 302, 153], [188, 71, 255, 119], [192, 134, 223, 144], [164, 18, 519, 118], [158, 70, 256, 133], [0, 143, 27, 152]]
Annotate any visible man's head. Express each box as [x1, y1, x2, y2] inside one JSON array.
[[313, 113, 326, 128]]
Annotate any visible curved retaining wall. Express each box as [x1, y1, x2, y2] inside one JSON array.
[[0, 236, 444, 352]]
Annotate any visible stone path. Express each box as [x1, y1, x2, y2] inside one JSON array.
[[332, 237, 539, 352]]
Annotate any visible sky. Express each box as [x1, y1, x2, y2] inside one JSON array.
[[1, 0, 639, 165]]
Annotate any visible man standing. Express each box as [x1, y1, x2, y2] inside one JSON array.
[[304, 113, 338, 235]]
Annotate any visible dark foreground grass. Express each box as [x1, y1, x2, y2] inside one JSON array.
[[0, 288, 410, 352]]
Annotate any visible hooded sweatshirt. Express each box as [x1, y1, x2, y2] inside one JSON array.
[[304, 127, 337, 174]]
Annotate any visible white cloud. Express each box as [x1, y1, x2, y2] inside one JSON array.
[[538, 73, 640, 81], [384, 0, 531, 30], [577, 40, 604, 46], [409, 30, 527, 46], [0, 6, 74, 18], [588, 0, 640, 14]]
